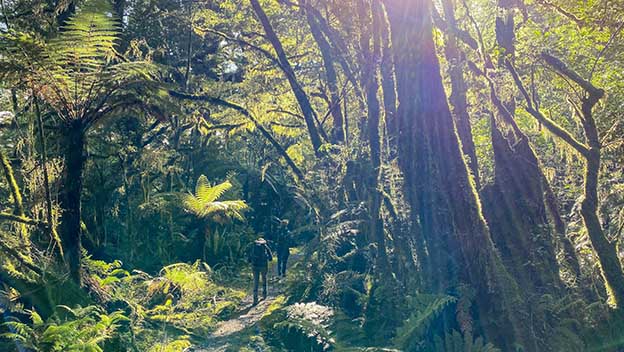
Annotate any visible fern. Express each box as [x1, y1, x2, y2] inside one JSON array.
[[182, 175, 249, 222], [394, 294, 457, 350], [429, 330, 500, 352], [147, 337, 192, 352], [0, 0, 158, 124], [1, 305, 128, 351]]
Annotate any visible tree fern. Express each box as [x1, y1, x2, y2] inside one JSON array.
[[0, 0, 158, 124], [182, 175, 249, 222]]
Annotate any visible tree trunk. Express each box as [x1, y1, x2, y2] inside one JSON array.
[[477, 0, 565, 295], [305, 4, 345, 144], [509, 52, 621, 306], [581, 100, 624, 305], [0, 148, 28, 246], [360, 3, 403, 340], [34, 97, 64, 258], [305, 5, 366, 110], [59, 120, 86, 285], [249, 0, 323, 155], [385, 0, 535, 348], [440, 0, 480, 187], [362, 0, 388, 268], [482, 118, 562, 294], [542, 173, 581, 278], [373, 0, 398, 157]]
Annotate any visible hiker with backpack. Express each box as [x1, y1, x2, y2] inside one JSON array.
[[248, 237, 273, 306], [276, 219, 293, 278]]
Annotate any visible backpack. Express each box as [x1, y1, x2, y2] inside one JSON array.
[[250, 242, 268, 267], [277, 229, 291, 254]]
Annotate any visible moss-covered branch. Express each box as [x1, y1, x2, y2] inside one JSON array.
[[0, 149, 25, 216], [0, 148, 30, 246]]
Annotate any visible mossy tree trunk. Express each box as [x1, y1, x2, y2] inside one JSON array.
[[507, 48, 624, 307], [385, 0, 537, 348], [482, 119, 562, 294], [358, 1, 405, 340], [0, 148, 29, 247], [579, 99, 624, 307], [473, 0, 568, 295], [373, 0, 398, 157], [358, 0, 388, 270]]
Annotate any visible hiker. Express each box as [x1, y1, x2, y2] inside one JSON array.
[[276, 219, 293, 277], [248, 237, 272, 306]]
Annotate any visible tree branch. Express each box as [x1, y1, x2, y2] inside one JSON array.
[[541, 52, 604, 102], [0, 149, 25, 216], [0, 212, 47, 228], [505, 59, 590, 156], [0, 238, 43, 276], [432, 5, 478, 50], [533, 0, 584, 28], [201, 28, 283, 69]]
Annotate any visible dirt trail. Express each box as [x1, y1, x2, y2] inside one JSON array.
[[192, 251, 302, 351], [194, 280, 281, 351]]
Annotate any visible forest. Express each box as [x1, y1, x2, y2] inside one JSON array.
[[0, 0, 623, 350]]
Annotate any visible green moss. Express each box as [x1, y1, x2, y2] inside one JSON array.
[[264, 295, 287, 317]]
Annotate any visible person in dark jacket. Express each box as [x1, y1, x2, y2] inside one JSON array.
[[248, 237, 272, 306], [276, 220, 292, 277]]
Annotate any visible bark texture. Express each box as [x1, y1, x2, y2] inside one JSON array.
[[476, 0, 571, 296], [374, 0, 398, 157], [0, 148, 28, 246], [579, 96, 624, 306], [482, 119, 562, 294]]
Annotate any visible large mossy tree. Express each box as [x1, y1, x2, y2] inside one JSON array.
[[385, 0, 536, 348]]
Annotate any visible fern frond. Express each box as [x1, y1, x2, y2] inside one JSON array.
[[181, 176, 248, 222], [30, 309, 44, 327], [1, 0, 158, 123], [2, 321, 35, 338], [199, 200, 249, 220], [394, 295, 457, 349], [196, 177, 232, 204], [0, 332, 29, 342]]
